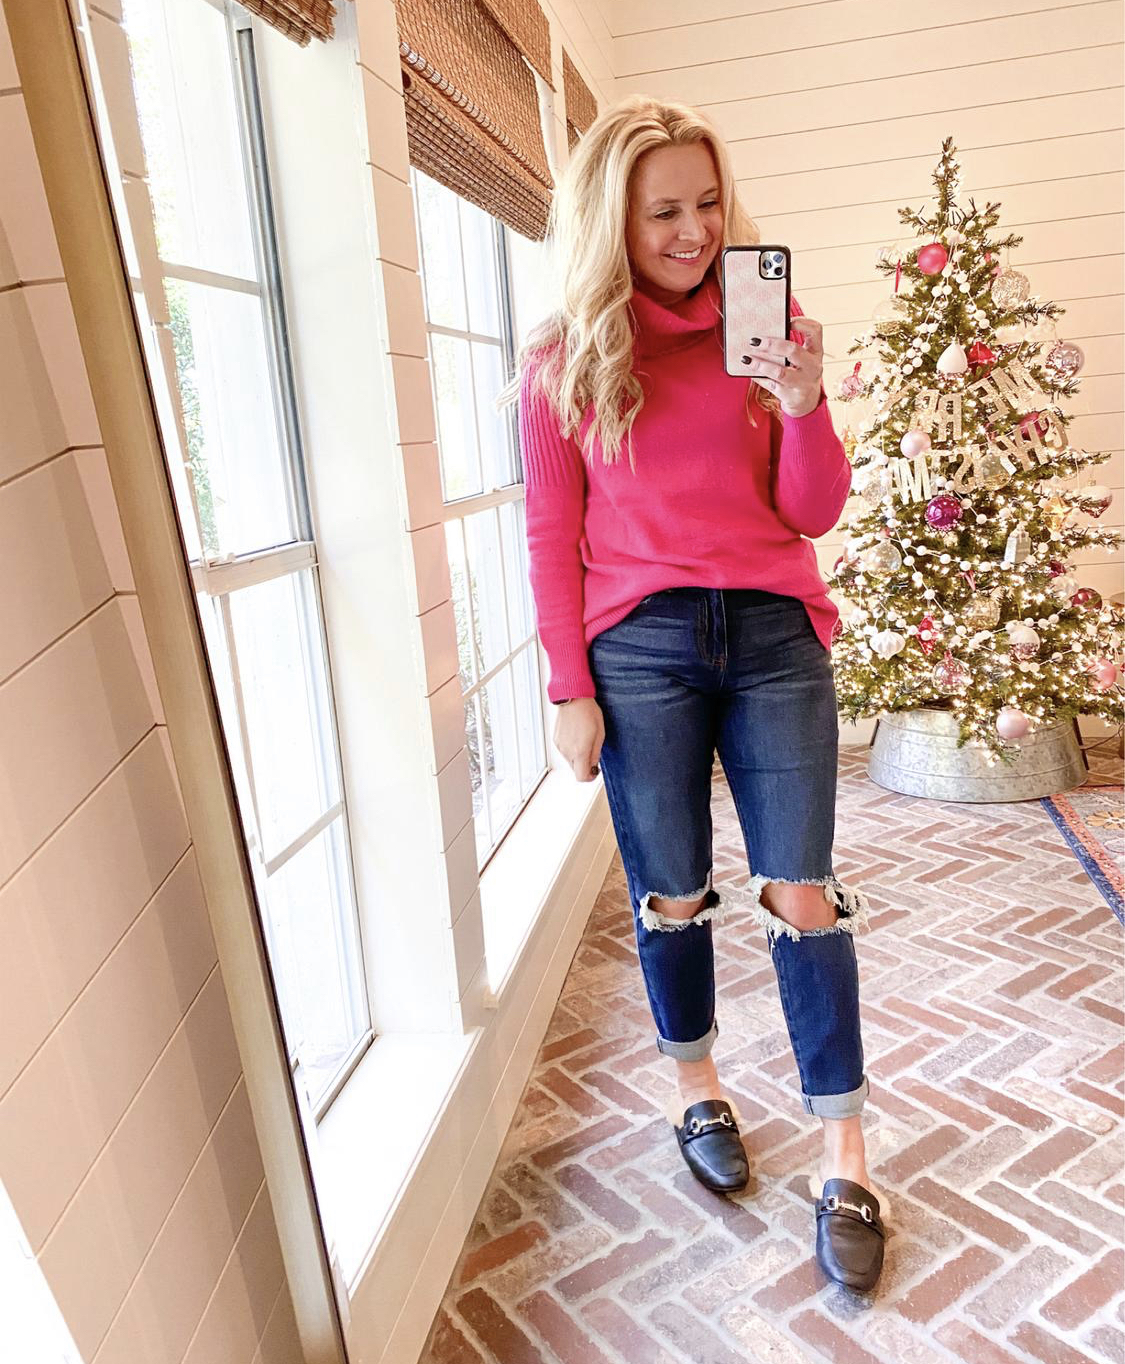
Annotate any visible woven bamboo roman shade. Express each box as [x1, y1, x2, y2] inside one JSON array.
[[241, 0, 336, 46], [477, 0, 552, 86], [395, 0, 554, 240], [563, 50, 597, 149]]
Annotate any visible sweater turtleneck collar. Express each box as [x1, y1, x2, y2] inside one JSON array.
[[628, 271, 724, 358]]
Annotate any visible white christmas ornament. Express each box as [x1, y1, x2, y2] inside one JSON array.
[[899, 429, 932, 458], [871, 630, 906, 659], [936, 342, 969, 375]]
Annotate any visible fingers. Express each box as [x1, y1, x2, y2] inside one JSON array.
[[789, 315, 824, 354], [571, 758, 600, 781]]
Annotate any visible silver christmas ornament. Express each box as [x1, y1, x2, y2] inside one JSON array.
[[991, 268, 1030, 309], [976, 453, 1012, 491], [963, 594, 1002, 630], [858, 465, 896, 506], [862, 541, 904, 574]]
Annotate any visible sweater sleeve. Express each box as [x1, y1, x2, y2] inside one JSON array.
[[518, 355, 597, 703], [769, 293, 854, 539]]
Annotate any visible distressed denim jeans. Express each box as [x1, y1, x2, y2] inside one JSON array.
[[587, 587, 871, 1119]]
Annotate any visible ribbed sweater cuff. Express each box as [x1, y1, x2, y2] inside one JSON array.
[[779, 389, 840, 471], [546, 637, 596, 703]]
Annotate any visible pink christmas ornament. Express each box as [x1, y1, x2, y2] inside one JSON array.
[[1077, 485, 1113, 518], [996, 706, 1031, 740], [838, 361, 864, 400], [899, 429, 932, 458], [1043, 340, 1085, 380], [1089, 659, 1119, 690], [1070, 587, 1102, 610], [831, 617, 844, 645], [916, 613, 940, 657], [917, 243, 949, 275], [1007, 624, 1040, 661], [925, 494, 964, 530], [1047, 560, 1067, 577], [932, 650, 971, 694]]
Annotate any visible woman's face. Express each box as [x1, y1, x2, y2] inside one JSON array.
[[625, 141, 724, 304]]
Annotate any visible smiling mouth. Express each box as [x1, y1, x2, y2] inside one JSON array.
[[666, 247, 704, 262]]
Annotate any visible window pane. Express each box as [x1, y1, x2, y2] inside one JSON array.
[[499, 499, 533, 650], [473, 341, 517, 491], [414, 173, 467, 332], [265, 819, 366, 1107], [464, 507, 509, 676], [459, 197, 501, 337], [197, 594, 257, 839], [464, 697, 484, 824], [168, 278, 297, 556], [513, 642, 546, 796], [228, 570, 341, 862], [430, 334, 482, 501], [445, 519, 476, 690], [484, 665, 520, 838], [123, 0, 257, 279], [506, 227, 555, 349]]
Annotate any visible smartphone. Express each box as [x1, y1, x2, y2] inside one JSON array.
[[721, 245, 791, 378]]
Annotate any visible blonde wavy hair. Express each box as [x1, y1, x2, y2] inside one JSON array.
[[498, 94, 780, 470]]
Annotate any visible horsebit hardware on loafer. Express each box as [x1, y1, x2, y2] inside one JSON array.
[[821, 1193, 874, 1222], [687, 1111, 735, 1137]]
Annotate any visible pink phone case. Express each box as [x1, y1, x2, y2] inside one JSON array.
[[721, 246, 791, 377]]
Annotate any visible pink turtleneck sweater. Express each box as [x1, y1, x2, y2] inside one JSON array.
[[518, 275, 852, 703]]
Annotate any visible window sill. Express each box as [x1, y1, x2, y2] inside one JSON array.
[[313, 1028, 475, 1288], [479, 764, 605, 997], [313, 762, 608, 1291]]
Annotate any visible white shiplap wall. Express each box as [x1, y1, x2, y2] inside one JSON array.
[[610, 0, 1124, 606]]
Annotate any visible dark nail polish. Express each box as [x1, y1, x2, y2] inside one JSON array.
[[749, 337, 761, 345]]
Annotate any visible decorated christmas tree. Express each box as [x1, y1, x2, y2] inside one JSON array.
[[829, 138, 1124, 768]]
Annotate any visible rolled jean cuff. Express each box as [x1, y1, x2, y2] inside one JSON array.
[[802, 1073, 869, 1119], [656, 1018, 718, 1061]]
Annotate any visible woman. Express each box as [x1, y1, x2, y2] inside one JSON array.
[[511, 95, 886, 1292]]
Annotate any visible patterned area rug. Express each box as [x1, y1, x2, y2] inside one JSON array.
[[1041, 785, 1125, 924], [419, 748, 1124, 1364]]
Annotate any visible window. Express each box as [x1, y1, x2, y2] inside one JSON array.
[[120, 0, 369, 1116], [412, 172, 549, 869]]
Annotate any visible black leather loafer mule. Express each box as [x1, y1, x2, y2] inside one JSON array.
[[814, 1176, 886, 1291], [673, 1099, 750, 1193]]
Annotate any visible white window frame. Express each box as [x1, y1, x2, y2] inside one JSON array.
[[121, 0, 372, 1120], [412, 171, 553, 872]]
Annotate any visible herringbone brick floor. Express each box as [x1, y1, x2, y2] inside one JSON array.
[[419, 743, 1125, 1364]]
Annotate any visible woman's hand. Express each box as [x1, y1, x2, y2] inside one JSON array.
[[554, 697, 604, 782], [741, 315, 825, 418]]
